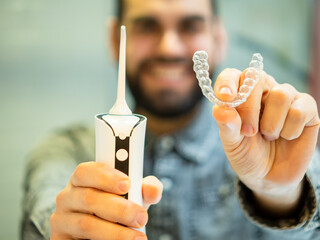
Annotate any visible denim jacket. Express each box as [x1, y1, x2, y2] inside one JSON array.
[[22, 100, 320, 239]]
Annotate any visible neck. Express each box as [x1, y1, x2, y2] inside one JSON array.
[[135, 104, 201, 136]]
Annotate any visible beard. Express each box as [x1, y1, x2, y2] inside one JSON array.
[[127, 57, 206, 118]]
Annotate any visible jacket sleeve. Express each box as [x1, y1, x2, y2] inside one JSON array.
[[21, 126, 95, 239], [236, 148, 320, 239]]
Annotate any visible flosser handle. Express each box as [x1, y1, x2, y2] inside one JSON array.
[[95, 114, 147, 233]]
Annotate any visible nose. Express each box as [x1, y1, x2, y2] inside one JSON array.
[[156, 30, 186, 58]]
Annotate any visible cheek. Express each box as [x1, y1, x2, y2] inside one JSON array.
[[186, 35, 215, 65], [126, 38, 156, 74]]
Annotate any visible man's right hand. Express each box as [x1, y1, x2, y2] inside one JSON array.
[[50, 162, 163, 240]]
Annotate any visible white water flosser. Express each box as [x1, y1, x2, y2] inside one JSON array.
[[95, 26, 147, 233]]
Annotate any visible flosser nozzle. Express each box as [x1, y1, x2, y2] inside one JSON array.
[[109, 25, 132, 115]]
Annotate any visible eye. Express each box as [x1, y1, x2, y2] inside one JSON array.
[[133, 20, 159, 34], [179, 16, 206, 34], [180, 19, 205, 34]]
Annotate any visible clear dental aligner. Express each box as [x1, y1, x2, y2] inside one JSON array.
[[192, 51, 264, 108]]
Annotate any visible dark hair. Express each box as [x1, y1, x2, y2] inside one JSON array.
[[116, 0, 218, 21]]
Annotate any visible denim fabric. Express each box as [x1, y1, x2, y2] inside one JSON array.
[[22, 100, 320, 239]]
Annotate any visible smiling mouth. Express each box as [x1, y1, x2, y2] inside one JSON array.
[[152, 67, 186, 79], [145, 63, 193, 84]]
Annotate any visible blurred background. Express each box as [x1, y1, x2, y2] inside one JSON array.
[[0, 0, 318, 239]]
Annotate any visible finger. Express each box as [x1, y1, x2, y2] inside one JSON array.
[[60, 187, 148, 229], [212, 105, 243, 146], [71, 162, 131, 195], [260, 83, 297, 141], [50, 231, 72, 240], [50, 233, 72, 240], [265, 127, 320, 185], [142, 176, 163, 209], [235, 71, 273, 136], [214, 68, 242, 101], [51, 212, 147, 240], [280, 93, 320, 140], [212, 68, 243, 146]]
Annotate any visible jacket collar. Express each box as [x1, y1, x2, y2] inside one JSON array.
[[145, 99, 221, 164]]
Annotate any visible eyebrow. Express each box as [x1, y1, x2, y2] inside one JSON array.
[[131, 16, 157, 25], [179, 15, 207, 25], [130, 15, 207, 25]]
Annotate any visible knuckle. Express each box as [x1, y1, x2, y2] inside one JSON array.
[[269, 87, 290, 104], [50, 213, 58, 228], [288, 107, 306, 124], [73, 163, 87, 184], [50, 212, 64, 234], [78, 215, 93, 233], [55, 190, 66, 208], [80, 188, 95, 208]]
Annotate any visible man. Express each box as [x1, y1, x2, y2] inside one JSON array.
[[22, 0, 320, 239]]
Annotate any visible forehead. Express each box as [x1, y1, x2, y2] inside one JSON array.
[[123, 0, 213, 21]]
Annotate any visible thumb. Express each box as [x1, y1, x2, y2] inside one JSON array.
[[142, 176, 163, 210], [212, 105, 243, 146], [212, 68, 243, 146]]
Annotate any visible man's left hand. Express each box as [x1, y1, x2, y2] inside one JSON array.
[[212, 68, 320, 216]]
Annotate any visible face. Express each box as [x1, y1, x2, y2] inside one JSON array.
[[118, 0, 223, 117]]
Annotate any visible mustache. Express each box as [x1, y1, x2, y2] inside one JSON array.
[[138, 57, 193, 70]]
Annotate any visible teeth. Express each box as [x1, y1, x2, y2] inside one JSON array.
[[193, 50, 263, 108], [151, 67, 185, 80]]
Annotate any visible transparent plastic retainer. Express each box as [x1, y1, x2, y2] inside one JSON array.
[[192, 51, 264, 108]]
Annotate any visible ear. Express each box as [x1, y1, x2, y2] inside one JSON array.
[[212, 17, 228, 65], [107, 17, 121, 62]]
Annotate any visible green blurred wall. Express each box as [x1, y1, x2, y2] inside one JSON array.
[[0, 1, 116, 239], [0, 0, 312, 239]]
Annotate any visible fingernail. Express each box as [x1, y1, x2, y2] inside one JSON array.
[[137, 212, 148, 226], [118, 180, 130, 192], [219, 86, 232, 95]]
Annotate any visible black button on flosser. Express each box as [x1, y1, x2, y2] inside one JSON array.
[[115, 136, 129, 199]]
